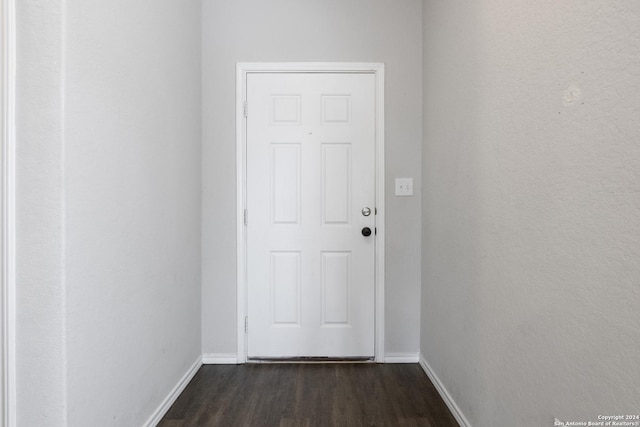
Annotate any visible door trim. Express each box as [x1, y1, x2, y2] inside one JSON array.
[[1, 0, 16, 423], [236, 63, 385, 363]]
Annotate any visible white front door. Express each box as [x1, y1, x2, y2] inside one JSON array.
[[246, 72, 376, 358]]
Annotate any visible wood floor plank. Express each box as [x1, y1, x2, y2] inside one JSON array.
[[279, 419, 311, 427], [158, 363, 457, 427]]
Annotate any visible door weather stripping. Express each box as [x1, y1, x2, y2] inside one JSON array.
[[244, 316, 249, 333], [247, 356, 374, 363]]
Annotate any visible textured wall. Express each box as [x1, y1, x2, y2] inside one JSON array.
[[63, 1, 202, 425], [202, 0, 423, 358], [16, 1, 67, 425], [17, 0, 202, 425], [421, 1, 640, 425]]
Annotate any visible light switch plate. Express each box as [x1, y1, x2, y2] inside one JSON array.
[[395, 178, 413, 196]]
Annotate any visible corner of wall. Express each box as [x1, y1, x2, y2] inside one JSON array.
[[418, 353, 471, 427], [143, 356, 203, 427]]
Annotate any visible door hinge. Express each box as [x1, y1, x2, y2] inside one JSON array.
[[244, 316, 248, 333], [243, 209, 248, 226], [243, 101, 248, 118]]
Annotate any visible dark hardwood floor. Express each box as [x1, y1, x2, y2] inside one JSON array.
[[158, 363, 458, 427]]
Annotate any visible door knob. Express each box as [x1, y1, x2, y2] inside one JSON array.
[[361, 207, 371, 217], [361, 227, 372, 237]]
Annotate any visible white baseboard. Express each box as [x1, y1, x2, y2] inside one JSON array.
[[143, 356, 202, 427], [419, 353, 470, 427], [202, 353, 239, 364], [384, 352, 420, 363]]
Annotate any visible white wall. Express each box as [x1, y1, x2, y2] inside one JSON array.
[[16, 1, 67, 424], [17, 0, 202, 425], [421, 1, 640, 426], [202, 0, 423, 358]]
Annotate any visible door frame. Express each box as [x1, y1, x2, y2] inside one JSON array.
[[1, 0, 16, 423], [236, 63, 385, 363]]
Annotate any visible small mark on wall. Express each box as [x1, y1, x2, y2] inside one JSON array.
[[563, 85, 582, 107]]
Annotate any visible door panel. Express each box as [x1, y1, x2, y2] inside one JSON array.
[[246, 73, 376, 358], [322, 143, 351, 224]]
